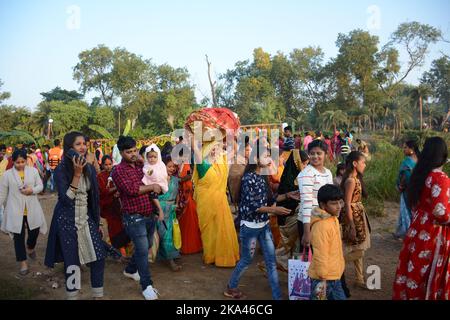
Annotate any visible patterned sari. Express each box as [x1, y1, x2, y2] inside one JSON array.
[[157, 175, 181, 260]]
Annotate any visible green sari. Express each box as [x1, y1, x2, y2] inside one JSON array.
[[157, 175, 180, 260]]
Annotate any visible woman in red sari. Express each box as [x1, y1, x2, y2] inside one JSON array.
[[97, 155, 129, 252], [393, 137, 449, 300], [178, 156, 202, 255]]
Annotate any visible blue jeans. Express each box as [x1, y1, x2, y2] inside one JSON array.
[[49, 169, 56, 192], [311, 279, 347, 300], [228, 224, 282, 300], [123, 213, 156, 291]]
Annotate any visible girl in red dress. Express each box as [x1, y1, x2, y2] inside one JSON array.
[[393, 137, 450, 300]]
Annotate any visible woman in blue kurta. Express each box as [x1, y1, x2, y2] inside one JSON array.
[[44, 132, 106, 300], [157, 156, 181, 271], [393, 140, 419, 240]]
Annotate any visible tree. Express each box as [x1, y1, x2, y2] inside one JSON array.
[[331, 30, 383, 110], [389, 95, 414, 136], [379, 22, 442, 97], [132, 64, 198, 134], [0, 106, 32, 131], [388, 22, 442, 83], [205, 54, 218, 107], [73, 45, 115, 107], [111, 47, 156, 107], [40, 86, 83, 102], [90, 106, 115, 131], [32, 100, 90, 137], [320, 109, 348, 132], [289, 47, 327, 115], [0, 79, 11, 105], [422, 56, 450, 128], [409, 84, 432, 130]]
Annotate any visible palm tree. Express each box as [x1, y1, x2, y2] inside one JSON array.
[[367, 104, 383, 131], [30, 101, 53, 136], [409, 84, 432, 131], [391, 96, 413, 137], [320, 110, 348, 132]]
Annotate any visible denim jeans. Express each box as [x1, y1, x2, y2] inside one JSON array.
[[228, 223, 282, 300], [49, 169, 56, 192], [123, 213, 156, 291], [311, 279, 347, 300]]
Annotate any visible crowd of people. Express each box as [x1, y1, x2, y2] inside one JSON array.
[[0, 124, 448, 300]]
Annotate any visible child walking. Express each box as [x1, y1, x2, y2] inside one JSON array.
[[309, 184, 346, 300], [340, 151, 371, 288]]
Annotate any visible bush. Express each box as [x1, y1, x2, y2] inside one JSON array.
[[365, 140, 402, 208]]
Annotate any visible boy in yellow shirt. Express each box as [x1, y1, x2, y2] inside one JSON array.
[[308, 184, 346, 300]]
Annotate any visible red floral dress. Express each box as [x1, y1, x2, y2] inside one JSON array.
[[393, 169, 450, 300]]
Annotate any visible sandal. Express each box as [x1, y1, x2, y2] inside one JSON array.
[[223, 286, 246, 299], [169, 260, 182, 272], [257, 262, 267, 273]]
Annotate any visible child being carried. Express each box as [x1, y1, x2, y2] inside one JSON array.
[[142, 144, 169, 222]]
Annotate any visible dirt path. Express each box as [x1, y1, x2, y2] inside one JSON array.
[[0, 194, 403, 300]]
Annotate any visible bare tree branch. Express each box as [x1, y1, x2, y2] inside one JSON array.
[[205, 55, 217, 107]]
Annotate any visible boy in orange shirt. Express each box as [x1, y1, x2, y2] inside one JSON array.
[[309, 184, 346, 300]]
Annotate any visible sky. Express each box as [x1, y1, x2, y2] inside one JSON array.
[[0, 0, 449, 110]]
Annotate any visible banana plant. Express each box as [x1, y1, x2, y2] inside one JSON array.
[[88, 124, 114, 139], [0, 130, 46, 149]]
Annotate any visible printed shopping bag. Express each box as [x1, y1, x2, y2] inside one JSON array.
[[288, 249, 312, 300]]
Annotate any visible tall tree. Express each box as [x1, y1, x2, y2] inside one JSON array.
[[380, 22, 442, 95], [40, 86, 84, 102], [422, 56, 450, 128], [73, 44, 115, 107], [0, 79, 11, 105]]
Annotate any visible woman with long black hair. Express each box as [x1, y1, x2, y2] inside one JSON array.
[[224, 139, 291, 300], [45, 132, 106, 300], [394, 140, 420, 240], [393, 137, 449, 300], [340, 151, 370, 288]]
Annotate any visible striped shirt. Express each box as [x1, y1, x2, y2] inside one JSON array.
[[297, 165, 333, 224]]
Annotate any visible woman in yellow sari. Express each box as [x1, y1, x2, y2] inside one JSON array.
[[193, 140, 239, 267]]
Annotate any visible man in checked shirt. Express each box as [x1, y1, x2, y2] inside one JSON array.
[[111, 136, 163, 300]]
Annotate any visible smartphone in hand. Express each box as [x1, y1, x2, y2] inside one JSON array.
[[66, 149, 83, 162]]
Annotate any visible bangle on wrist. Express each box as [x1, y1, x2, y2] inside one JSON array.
[[70, 184, 79, 190]]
